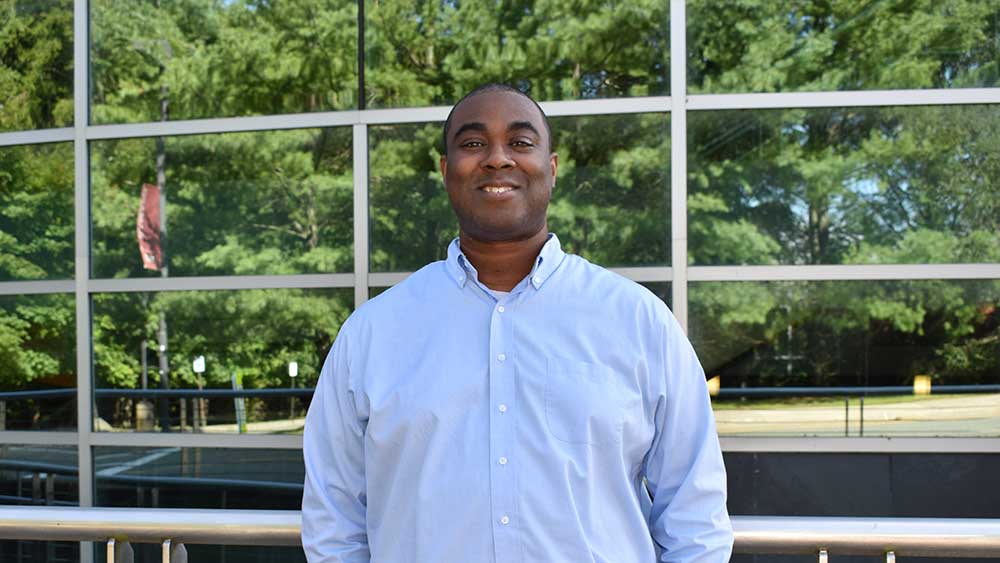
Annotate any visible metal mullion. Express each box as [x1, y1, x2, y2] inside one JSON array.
[[669, 0, 688, 331], [0, 128, 75, 147], [353, 124, 370, 308], [721, 436, 1000, 454], [688, 263, 1000, 282], [73, 1, 95, 560], [687, 87, 1000, 111], [0, 280, 75, 296], [88, 273, 355, 294], [86, 111, 362, 141], [88, 432, 303, 450], [0, 431, 79, 446], [608, 267, 673, 283]]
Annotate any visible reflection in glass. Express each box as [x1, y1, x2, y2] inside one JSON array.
[[91, 129, 353, 278], [364, 0, 668, 107], [95, 446, 303, 562], [92, 289, 351, 433], [368, 122, 454, 272], [549, 114, 669, 267], [691, 280, 1000, 437], [0, 445, 79, 561], [89, 0, 357, 124], [688, 1, 1000, 94], [0, 0, 73, 132], [689, 105, 1000, 265], [0, 143, 74, 281], [369, 114, 669, 271], [0, 294, 75, 430]]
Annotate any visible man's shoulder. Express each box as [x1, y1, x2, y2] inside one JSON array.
[[348, 260, 447, 321]]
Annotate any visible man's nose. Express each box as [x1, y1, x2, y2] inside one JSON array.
[[482, 144, 515, 170]]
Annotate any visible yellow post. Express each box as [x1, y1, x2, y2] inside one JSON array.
[[913, 374, 932, 396], [707, 375, 721, 398]]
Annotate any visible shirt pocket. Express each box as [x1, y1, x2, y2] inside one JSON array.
[[544, 358, 624, 445]]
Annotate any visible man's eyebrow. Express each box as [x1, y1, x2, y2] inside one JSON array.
[[508, 121, 541, 137], [452, 122, 487, 141]]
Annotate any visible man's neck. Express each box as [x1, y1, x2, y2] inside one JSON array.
[[459, 228, 549, 292]]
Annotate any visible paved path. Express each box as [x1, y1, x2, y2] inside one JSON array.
[[714, 393, 1000, 436]]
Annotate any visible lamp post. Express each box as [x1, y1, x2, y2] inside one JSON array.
[[192, 356, 205, 432], [288, 361, 298, 419]]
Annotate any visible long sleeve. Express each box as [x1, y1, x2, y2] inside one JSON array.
[[643, 311, 733, 563], [302, 322, 370, 562]]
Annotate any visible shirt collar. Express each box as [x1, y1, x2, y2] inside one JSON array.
[[445, 233, 566, 290]]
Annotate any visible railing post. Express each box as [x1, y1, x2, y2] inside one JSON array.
[[860, 395, 865, 436], [106, 538, 134, 563], [886, 550, 896, 562], [163, 538, 188, 563], [844, 396, 849, 436], [818, 548, 829, 562]]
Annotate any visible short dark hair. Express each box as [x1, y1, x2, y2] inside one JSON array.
[[441, 83, 552, 155]]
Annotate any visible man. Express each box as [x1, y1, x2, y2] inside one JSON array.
[[302, 84, 733, 562]]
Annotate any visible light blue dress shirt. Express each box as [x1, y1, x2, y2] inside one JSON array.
[[302, 234, 733, 562]]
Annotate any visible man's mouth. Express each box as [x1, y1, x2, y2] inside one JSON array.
[[481, 185, 516, 194]]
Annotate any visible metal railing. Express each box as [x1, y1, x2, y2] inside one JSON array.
[[1, 508, 999, 562]]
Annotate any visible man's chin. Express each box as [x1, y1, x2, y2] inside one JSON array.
[[461, 222, 548, 244]]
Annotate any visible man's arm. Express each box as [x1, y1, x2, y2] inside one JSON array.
[[642, 311, 733, 563], [302, 323, 370, 562]]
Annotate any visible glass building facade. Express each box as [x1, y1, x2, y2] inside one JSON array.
[[1, 0, 999, 561]]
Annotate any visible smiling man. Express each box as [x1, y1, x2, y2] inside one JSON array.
[[302, 84, 733, 563]]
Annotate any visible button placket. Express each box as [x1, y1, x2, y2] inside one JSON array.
[[489, 296, 518, 560]]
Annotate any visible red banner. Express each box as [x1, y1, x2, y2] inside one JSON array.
[[136, 183, 162, 271]]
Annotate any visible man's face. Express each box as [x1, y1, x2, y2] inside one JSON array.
[[440, 91, 558, 243]]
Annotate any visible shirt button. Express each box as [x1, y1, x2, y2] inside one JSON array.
[[532, 276, 542, 284], [497, 353, 506, 362], [497, 305, 505, 313], [500, 515, 510, 525], [499, 456, 508, 465], [498, 404, 507, 413]]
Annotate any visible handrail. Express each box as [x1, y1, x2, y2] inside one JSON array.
[[736, 516, 1000, 558], [0, 506, 300, 546], [0, 508, 999, 558]]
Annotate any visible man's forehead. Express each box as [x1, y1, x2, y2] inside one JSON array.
[[450, 91, 545, 128]]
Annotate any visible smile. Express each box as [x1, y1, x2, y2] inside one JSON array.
[[481, 186, 515, 194]]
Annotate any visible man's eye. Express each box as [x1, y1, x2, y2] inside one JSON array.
[[512, 140, 535, 148], [461, 140, 485, 148]]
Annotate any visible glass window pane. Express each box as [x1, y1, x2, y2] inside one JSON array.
[[0, 444, 79, 561], [640, 282, 671, 308], [689, 105, 1000, 266], [91, 129, 353, 278], [688, 1, 1000, 94], [0, 0, 73, 132], [0, 143, 74, 281], [369, 114, 669, 272], [92, 288, 350, 433], [89, 0, 358, 124], [95, 446, 302, 563], [549, 114, 670, 267], [690, 280, 1000, 437], [0, 294, 76, 430], [364, 1, 669, 108]]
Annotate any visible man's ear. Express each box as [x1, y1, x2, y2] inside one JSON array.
[[549, 152, 558, 186], [440, 155, 448, 180]]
